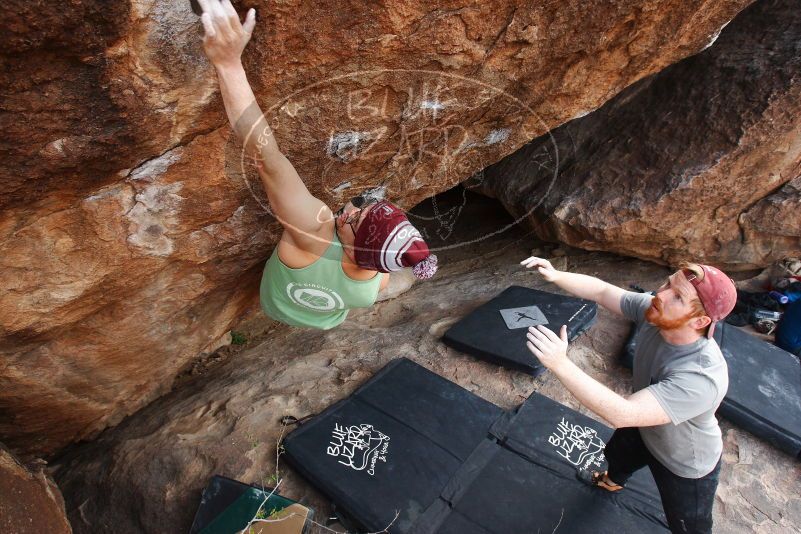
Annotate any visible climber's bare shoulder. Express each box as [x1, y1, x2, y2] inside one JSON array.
[[255, 159, 335, 262], [275, 221, 335, 269]]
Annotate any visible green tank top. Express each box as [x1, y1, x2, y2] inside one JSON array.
[[260, 231, 382, 329]]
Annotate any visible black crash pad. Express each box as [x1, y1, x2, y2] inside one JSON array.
[[282, 358, 504, 533], [417, 392, 667, 534], [621, 321, 801, 459], [283, 358, 668, 534], [190, 475, 313, 534], [442, 286, 597, 375], [489, 390, 664, 505]]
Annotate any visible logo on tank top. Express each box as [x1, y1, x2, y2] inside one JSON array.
[[327, 423, 390, 476], [548, 417, 606, 470], [286, 282, 345, 311]]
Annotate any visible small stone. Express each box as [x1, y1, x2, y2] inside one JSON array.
[[428, 317, 460, 337], [376, 270, 415, 302], [202, 332, 232, 354]]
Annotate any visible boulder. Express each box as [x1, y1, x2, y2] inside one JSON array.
[[0, 0, 752, 455], [479, 0, 801, 270], [739, 175, 801, 265], [0, 444, 72, 534]]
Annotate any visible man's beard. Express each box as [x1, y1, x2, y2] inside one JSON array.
[[645, 297, 695, 330]]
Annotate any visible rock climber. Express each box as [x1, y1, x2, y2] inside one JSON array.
[[521, 256, 736, 534], [196, 0, 437, 329]]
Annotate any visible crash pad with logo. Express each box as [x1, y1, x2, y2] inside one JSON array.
[[283, 358, 668, 533], [442, 286, 597, 375], [282, 358, 503, 532]]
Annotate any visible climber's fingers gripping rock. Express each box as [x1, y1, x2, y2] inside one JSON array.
[[198, 0, 256, 67]]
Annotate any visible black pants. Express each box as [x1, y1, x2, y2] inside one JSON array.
[[605, 427, 721, 534]]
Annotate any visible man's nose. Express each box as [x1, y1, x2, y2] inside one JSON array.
[[654, 289, 668, 303]]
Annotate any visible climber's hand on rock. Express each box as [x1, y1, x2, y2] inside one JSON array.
[[198, 0, 256, 68], [520, 256, 561, 282]]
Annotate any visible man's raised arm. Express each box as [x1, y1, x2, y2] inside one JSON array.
[[520, 256, 625, 316], [198, 0, 328, 238]]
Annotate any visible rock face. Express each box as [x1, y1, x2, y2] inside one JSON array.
[[740, 174, 801, 265], [52, 216, 801, 534], [479, 0, 801, 271], [0, 444, 72, 533], [0, 0, 754, 456]]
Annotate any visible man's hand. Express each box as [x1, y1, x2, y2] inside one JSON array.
[[526, 324, 569, 371], [520, 256, 561, 282], [199, 0, 256, 68]]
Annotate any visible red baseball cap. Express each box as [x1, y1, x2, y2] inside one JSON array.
[[682, 264, 737, 338]]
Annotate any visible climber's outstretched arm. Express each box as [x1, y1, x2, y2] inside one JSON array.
[[198, 0, 330, 242]]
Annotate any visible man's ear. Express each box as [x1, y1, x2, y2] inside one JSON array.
[[690, 315, 712, 330]]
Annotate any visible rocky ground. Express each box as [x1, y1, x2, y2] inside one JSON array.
[[53, 190, 801, 533]]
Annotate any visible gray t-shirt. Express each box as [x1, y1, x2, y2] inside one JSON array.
[[621, 291, 728, 478]]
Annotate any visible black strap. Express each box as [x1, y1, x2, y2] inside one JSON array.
[[279, 414, 315, 426], [327, 503, 361, 531]]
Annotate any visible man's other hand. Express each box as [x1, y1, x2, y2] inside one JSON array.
[[526, 324, 569, 371], [199, 0, 256, 68], [520, 256, 561, 282]]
